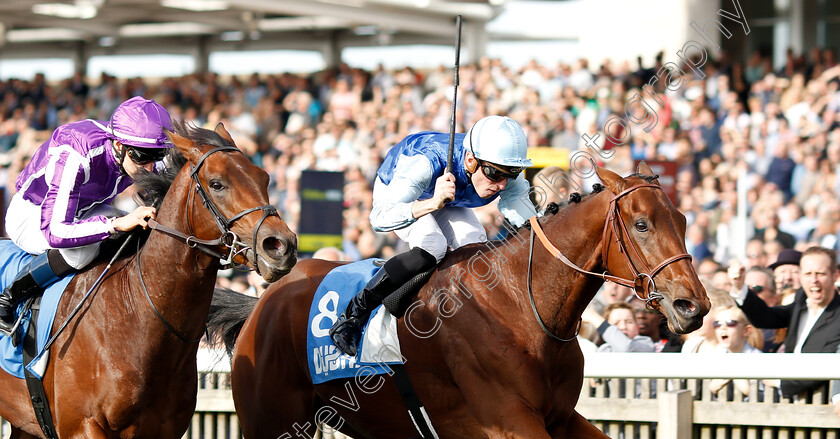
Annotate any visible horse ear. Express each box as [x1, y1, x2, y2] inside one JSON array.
[[595, 165, 626, 194], [215, 122, 235, 145], [165, 129, 203, 163], [636, 161, 660, 185]]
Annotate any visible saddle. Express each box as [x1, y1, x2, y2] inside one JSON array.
[[382, 266, 437, 318]]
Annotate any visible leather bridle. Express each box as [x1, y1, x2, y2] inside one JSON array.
[[148, 146, 280, 276], [527, 183, 692, 342], [139, 145, 280, 343]]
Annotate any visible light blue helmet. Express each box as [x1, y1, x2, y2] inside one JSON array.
[[463, 115, 532, 167]]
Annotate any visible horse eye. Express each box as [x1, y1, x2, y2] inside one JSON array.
[[209, 180, 225, 191], [635, 220, 649, 232]]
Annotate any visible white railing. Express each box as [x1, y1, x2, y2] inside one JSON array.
[[2, 353, 839, 438], [579, 353, 840, 439]]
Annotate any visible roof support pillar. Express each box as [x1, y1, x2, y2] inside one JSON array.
[[73, 41, 89, 76], [321, 30, 342, 69], [464, 21, 487, 64], [194, 35, 210, 75]]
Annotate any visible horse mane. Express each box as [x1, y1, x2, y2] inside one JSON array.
[[133, 120, 232, 209], [499, 183, 606, 242]]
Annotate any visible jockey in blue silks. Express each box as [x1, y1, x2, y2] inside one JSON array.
[[0, 96, 174, 336], [330, 115, 537, 355]]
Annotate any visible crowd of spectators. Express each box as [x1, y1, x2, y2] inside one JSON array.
[[0, 45, 838, 409]]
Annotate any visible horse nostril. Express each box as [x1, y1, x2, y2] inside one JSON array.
[[262, 236, 284, 257], [673, 299, 699, 319]]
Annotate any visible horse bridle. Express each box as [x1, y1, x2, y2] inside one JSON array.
[[527, 183, 692, 342], [148, 146, 279, 276], [139, 145, 280, 343]]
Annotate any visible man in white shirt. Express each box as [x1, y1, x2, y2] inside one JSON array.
[[729, 246, 840, 400]]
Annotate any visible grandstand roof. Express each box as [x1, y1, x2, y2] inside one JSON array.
[[0, 0, 502, 62]]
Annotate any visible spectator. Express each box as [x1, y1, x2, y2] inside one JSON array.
[[744, 238, 768, 269], [582, 303, 655, 353], [742, 265, 781, 352], [588, 281, 633, 316], [681, 310, 719, 353], [729, 246, 840, 399], [634, 306, 684, 352], [769, 248, 802, 291], [708, 306, 763, 398]]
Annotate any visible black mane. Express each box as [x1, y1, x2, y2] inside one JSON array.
[[500, 183, 605, 242]]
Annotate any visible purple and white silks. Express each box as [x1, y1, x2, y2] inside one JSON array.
[[14, 119, 132, 249]]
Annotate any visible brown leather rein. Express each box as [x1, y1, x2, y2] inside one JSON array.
[[527, 183, 692, 342]]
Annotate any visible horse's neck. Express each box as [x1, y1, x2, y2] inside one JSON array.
[[523, 194, 610, 336], [133, 183, 218, 347]]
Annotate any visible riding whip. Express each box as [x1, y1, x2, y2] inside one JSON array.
[[445, 15, 463, 174]]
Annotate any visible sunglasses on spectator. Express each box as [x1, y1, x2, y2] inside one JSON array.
[[712, 320, 740, 328], [125, 146, 167, 165], [478, 160, 523, 182], [748, 285, 764, 293]]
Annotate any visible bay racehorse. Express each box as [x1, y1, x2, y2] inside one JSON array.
[[207, 163, 709, 438], [0, 121, 296, 438]]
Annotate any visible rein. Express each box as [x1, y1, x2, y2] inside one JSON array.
[[527, 184, 692, 342], [136, 237, 202, 343]]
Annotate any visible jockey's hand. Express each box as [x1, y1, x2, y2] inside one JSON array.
[[112, 206, 157, 232], [433, 172, 456, 208]]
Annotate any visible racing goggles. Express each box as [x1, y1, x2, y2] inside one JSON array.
[[478, 160, 523, 182], [125, 146, 168, 165]]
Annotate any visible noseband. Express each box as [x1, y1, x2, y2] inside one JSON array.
[[149, 146, 280, 276], [527, 183, 692, 342]]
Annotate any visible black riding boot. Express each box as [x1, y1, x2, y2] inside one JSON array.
[[0, 250, 73, 337], [329, 247, 437, 356]]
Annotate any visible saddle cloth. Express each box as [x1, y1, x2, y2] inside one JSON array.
[[0, 241, 75, 379], [307, 258, 404, 385]]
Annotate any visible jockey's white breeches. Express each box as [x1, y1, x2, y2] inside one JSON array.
[[395, 207, 486, 263], [5, 192, 119, 269]]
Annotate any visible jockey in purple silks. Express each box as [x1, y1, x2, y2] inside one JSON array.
[[0, 96, 174, 336]]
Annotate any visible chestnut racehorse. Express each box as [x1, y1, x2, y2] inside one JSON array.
[[208, 163, 709, 438], [0, 122, 296, 438]]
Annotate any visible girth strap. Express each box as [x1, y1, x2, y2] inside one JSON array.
[[22, 297, 59, 439], [391, 363, 440, 439]]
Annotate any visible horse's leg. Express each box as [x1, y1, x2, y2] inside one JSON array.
[[549, 411, 609, 439]]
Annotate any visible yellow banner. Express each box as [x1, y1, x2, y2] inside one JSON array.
[[299, 234, 344, 253], [527, 147, 570, 169]]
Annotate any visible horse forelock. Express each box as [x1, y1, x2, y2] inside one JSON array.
[[173, 119, 233, 150], [626, 173, 659, 184]]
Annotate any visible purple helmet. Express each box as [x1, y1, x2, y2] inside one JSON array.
[[108, 96, 173, 149]]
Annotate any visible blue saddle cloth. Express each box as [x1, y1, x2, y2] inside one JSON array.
[[0, 241, 75, 379], [307, 259, 401, 384]]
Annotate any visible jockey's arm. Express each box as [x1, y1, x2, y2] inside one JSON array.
[[40, 148, 116, 249], [498, 173, 538, 227], [370, 155, 434, 233]]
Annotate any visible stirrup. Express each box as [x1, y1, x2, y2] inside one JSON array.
[[0, 312, 24, 345]]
